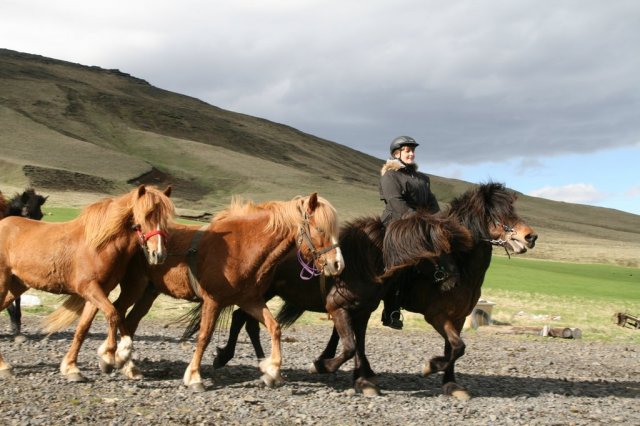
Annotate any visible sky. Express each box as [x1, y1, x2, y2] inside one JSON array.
[[2, 0, 639, 215]]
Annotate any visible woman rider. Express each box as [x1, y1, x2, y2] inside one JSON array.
[[379, 135, 440, 329]]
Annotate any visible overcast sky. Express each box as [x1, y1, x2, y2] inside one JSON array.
[[3, 0, 640, 215]]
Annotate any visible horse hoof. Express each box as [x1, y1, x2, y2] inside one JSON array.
[[361, 385, 381, 397], [308, 362, 319, 374], [443, 382, 471, 401], [355, 378, 380, 397], [13, 334, 27, 344], [422, 363, 433, 377], [0, 369, 13, 379], [212, 357, 224, 370], [188, 382, 206, 393], [261, 373, 284, 388], [66, 372, 88, 383], [99, 359, 114, 374]]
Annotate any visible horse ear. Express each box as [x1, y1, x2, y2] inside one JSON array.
[[137, 185, 147, 198], [306, 192, 318, 215], [40, 195, 48, 205], [163, 186, 172, 197]]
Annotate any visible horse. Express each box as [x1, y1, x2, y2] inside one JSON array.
[[187, 212, 473, 395], [0, 185, 174, 382], [0, 188, 48, 337], [381, 181, 537, 399], [205, 182, 537, 398], [44, 193, 344, 391]]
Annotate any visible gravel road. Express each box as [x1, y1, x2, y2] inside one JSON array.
[[1, 316, 638, 425]]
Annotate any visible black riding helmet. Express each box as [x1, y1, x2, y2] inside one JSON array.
[[389, 135, 419, 156]]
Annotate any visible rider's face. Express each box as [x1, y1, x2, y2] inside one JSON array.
[[394, 146, 415, 165]]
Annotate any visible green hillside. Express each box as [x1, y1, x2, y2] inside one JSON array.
[[1, 48, 639, 266]]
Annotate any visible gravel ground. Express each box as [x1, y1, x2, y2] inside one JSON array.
[[1, 316, 638, 425]]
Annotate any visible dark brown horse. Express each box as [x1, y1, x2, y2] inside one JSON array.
[[0, 188, 48, 337], [45, 193, 344, 391], [188, 212, 473, 395], [206, 182, 537, 398], [0, 185, 174, 381], [381, 182, 537, 399]]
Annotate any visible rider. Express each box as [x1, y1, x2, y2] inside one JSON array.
[[379, 135, 440, 329]]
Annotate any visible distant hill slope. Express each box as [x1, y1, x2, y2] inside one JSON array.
[[1, 48, 639, 266]]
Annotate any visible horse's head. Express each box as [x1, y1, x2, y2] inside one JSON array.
[[131, 185, 174, 265], [479, 183, 538, 254], [296, 193, 344, 276], [380, 211, 473, 290], [9, 188, 47, 220]]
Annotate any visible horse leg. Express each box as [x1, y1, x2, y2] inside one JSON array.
[[0, 280, 13, 378], [213, 308, 264, 369], [7, 298, 22, 337], [317, 326, 340, 360], [241, 302, 284, 388], [60, 301, 99, 382], [112, 283, 159, 379], [1, 282, 27, 342], [183, 296, 220, 392], [310, 308, 356, 375], [422, 317, 469, 400], [352, 313, 379, 396], [76, 282, 122, 376]]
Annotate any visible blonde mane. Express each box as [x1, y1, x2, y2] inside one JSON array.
[[78, 186, 174, 250], [213, 195, 338, 238]]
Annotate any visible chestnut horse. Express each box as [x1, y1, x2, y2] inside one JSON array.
[[0, 188, 48, 337], [204, 182, 537, 398], [0, 185, 174, 382], [45, 193, 344, 391], [186, 213, 472, 395]]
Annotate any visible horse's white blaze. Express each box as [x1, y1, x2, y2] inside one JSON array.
[[156, 224, 163, 257]]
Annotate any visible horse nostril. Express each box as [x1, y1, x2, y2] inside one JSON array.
[[526, 233, 538, 247]]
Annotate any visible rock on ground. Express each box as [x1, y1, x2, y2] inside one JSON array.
[[0, 317, 638, 425]]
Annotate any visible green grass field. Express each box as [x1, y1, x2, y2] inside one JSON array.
[[17, 208, 640, 344]]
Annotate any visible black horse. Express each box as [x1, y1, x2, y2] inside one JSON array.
[[202, 182, 537, 399], [183, 211, 473, 395], [0, 188, 48, 336]]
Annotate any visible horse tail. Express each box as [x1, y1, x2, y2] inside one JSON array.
[[180, 302, 203, 340], [276, 301, 305, 329], [179, 301, 234, 340], [42, 295, 85, 334]]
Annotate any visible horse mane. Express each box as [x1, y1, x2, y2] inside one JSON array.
[[213, 195, 338, 238], [0, 191, 7, 219], [446, 182, 517, 241], [339, 216, 386, 282], [381, 211, 472, 277], [78, 186, 174, 251]]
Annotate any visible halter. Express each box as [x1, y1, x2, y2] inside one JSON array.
[[296, 212, 338, 280], [132, 224, 168, 254]]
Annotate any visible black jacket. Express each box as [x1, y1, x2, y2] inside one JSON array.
[[379, 159, 440, 226]]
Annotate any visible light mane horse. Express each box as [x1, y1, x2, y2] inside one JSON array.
[[0, 185, 174, 382], [45, 193, 344, 391]]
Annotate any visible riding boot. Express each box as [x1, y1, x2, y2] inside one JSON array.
[[381, 286, 403, 330]]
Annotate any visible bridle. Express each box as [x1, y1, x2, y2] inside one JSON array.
[[296, 212, 339, 280], [482, 221, 516, 258], [132, 223, 168, 256]]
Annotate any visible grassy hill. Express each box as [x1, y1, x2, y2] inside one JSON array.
[[1, 48, 639, 267]]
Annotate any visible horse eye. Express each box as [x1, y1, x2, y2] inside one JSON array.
[[315, 227, 325, 234]]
